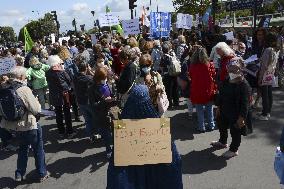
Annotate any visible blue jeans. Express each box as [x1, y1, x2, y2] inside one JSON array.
[[79, 104, 97, 137], [15, 125, 47, 178], [195, 103, 215, 131], [0, 127, 13, 147]]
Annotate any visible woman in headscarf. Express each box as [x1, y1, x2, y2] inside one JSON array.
[[107, 84, 183, 189], [211, 63, 251, 158]]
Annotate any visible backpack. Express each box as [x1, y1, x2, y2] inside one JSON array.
[[167, 54, 181, 76], [0, 84, 26, 121]]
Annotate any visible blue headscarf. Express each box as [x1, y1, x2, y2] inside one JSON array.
[[121, 84, 159, 119]]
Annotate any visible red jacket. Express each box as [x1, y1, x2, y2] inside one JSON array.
[[189, 62, 217, 104], [220, 54, 235, 82], [111, 48, 124, 76]]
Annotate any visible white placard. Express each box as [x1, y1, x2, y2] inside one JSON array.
[[0, 57, 16, 75], [51, 34, 56, 44], [90, 34, 97, 45], [224, 31, 235, 40], [99, 13, 120, 27], [176, 13, 193, 29], [59, 37, 70, 45], [121, 19, 140, 36], [244, 55, 258, 64]]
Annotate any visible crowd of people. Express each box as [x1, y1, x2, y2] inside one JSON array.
[[0, 24, 284, 187]]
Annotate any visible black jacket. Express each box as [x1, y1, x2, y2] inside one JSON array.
[[88, 83, 117, 126], [217, 79, 251, 123], [117, 62, 137, 94], [73, 73, 93, 105], [46, 69, 71, 106]]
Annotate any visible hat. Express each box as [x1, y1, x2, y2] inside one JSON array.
[[121, 85, 159, 119], [47, 55, 63, 67]]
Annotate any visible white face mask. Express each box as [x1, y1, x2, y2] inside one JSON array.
[[142, 67, 151, 74], [101, 79, 107, 85], [229, 73, 240, 80]]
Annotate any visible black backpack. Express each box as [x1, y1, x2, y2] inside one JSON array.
[[0, 84, 26, 121]]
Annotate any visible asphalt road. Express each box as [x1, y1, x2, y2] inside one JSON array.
[[0, 89, 283, 189]]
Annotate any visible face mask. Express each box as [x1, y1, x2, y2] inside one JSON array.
[[142, 67, 151, 74], [229, 73, 240, 80], [101, 79, 107, 85]]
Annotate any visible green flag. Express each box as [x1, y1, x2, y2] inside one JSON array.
[[24, 27, 34, 53], [106, 6, 111, 13], [115, 24, 123, 36]]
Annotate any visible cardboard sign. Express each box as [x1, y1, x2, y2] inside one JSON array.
[[0, 57, 16, 75], [176, 13, 193, 29], [99, 13, 119, 27], [114, 118, 172, 166], [121, 19, 140, 36]]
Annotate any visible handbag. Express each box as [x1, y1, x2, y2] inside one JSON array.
[[262, 70, 276, 86], [157, 92, 169, 115]]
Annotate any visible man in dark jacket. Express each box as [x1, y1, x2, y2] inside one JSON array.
[[73, 63, 97, 140], [24, 46, 39, 68]]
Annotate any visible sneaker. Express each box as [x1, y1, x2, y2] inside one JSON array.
[[267, 113, 271, 118], [256, 115, 269, 121], [90, 134, 101, 143], [222, 150, 238, 158], [210, 141, 228, 148], [3, 144, 18, 152], [67, 131, 78, 139], [39, 171, 50, 183], [15, 172, 23, 182]]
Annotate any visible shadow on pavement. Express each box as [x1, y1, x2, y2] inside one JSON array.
[[42, 151, 107, 179], [171, 112, 195, 142], [0, 177, 18, 189], [181, 147, 227, 174]]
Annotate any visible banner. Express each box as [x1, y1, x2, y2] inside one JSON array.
[[176, 13, 193, 29], [114, 118, 172, 166], [121, 19, 140, 36], [150, 12, 171, 39], [0, 57, 16, 75], [98, 13, 119, 27], [24, 27, 34, 53]]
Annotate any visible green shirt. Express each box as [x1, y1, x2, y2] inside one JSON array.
[[26, 64, 50, 90]]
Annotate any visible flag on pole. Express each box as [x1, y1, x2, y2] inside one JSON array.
[[24, 27, 34, 53], [115, 24, 124, 36], [106, 6, 111, 13]]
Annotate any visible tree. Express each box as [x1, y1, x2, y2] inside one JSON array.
[[18, 13, 57, 42], [172, 0, 211, 15], [0, 26, 16, 45]]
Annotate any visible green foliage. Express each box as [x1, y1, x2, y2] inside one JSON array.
[[18, 13, 57, 42], [172, 0, 211, 15], [0, 26, 16, 44]]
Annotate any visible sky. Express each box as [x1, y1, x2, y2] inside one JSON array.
[[0, 0, 175, 35]]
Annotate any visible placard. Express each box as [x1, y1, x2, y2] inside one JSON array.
[[114, 118, 172, 166], [0, 57, 16, 75], [176, 13, 193, 29], [99, 13, 119, 27], [150, 12, 171, 39], [224, 31, 234, 40], [121, 19, 140, 36], [59, 37, 70, 45]]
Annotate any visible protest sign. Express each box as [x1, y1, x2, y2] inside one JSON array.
[[0, 57, 16, 75], [121, 19, 140, 36], [176, 13, 193, 30], [90, 34, 97, 45], [99, 13, 119, 27], [150, 12, 171, 39], [59, 37, 70, 45], [224, 31, 234, 40], [114, 118, 172, 166]]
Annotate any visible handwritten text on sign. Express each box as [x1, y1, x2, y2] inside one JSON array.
[[0, 57, 16, 75], [114, 118, 172, 166], [121, 19, 140, 36]]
